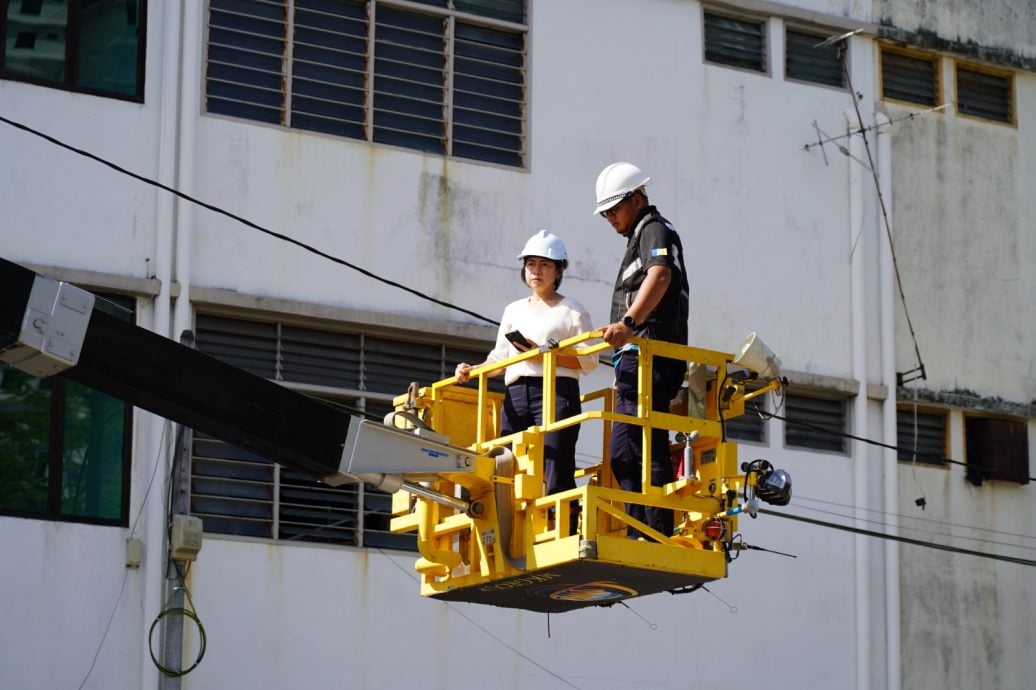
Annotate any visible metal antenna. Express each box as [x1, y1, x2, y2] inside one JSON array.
[[813, 28, 861, 49], [804, 28, 929, 385]]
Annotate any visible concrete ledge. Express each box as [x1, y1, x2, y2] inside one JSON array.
[[898, 388, 1035, 418], [783, 369, 859, 398], [189, 285, 497, 348], [707, 0, 876, 34], [23, 262, 166, 297]]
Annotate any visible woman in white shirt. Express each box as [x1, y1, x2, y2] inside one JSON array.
[[455, 230, 597, 502]]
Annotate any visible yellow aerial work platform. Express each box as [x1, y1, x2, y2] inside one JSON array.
[[389, 331, 789, 613]]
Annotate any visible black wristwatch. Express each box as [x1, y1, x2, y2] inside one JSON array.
[[621, 315, 638, 330]]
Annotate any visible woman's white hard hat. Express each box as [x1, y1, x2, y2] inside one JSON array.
[[593, 162, 650, 215], [517, 229, 568, 261]]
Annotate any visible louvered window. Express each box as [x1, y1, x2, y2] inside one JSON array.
[[785, 28, 843, 88], [205, 0, 527, 167], [703, 12, 766, 73], [896, 407, 946, 464], [957, 65, 1013, 124], [726, 393, 766, 443], [881, 48, 938, 106], [784, 393, 846, 452], [189, 313, 497, 550]]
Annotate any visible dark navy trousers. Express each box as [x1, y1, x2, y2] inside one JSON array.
[[610, 352, 685, 538], [500, 376, 582, 496]]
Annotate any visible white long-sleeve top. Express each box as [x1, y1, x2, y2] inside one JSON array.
[[485, 295, 598, 385]]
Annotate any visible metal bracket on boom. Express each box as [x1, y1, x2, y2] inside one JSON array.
[[0, 272, 94, 377], [322, 417, 480, 512]]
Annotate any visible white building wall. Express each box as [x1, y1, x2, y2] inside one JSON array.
[[1, 1, 1033, 689]]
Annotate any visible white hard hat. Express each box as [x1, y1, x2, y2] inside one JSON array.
[[593, 162, 650, 215], [517, 229, 568, 261]]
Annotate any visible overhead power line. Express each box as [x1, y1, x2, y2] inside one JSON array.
[[759, 407, 1036, 483], [0, 114, 499, 327], [760, 508, 1036, 568]]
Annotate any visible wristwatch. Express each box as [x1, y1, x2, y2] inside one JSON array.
[[621, 315, 638, 330]]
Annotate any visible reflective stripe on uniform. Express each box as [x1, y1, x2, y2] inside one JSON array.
[[621, 258, 642, 282]]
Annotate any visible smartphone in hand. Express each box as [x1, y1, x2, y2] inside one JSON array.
[[505, 330, 533, 350]]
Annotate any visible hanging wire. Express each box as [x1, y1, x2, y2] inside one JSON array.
[[791, 501, 1036, 554], [794, 493, 1036, 543], [763, 407, 1036, 482], [906, 388, 929, 509], [378, 549, 581, 689], [77, 421, 171, 690], [148, 567, 207, 677], [802, 34, 928, 385], [833, 39, 927, 385], [760, 508, 1036, 568]]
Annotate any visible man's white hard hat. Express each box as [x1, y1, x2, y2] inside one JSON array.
[[517, 229, 568, 261], [593, 162, 650, 215]]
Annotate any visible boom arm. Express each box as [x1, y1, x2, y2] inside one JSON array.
[[0, 257, 476, 490]]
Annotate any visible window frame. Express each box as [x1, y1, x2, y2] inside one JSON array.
[[0, 293, 135, 526], [955, 61, 1015, 126], [204, 0, 528, 168], [784, 24, 846, 90], [879, 44, 940, 107], [702, 8, 769, 75], [0, 0, 148, 102], [896, 404, 948, 466], [782, 390, 849, 454], [724, 384, 768, 444], [188, 311, 501, 551], [963, 414, 1029, 486]]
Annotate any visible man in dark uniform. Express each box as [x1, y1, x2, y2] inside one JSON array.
[[594, 162, 689, 539]]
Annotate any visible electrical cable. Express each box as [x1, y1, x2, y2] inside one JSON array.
[[378, 549, 581, 689], [762, 407, 1036, 483], [905, 389, 928, 508], [759, 508, 1036, 568], [832, 42, 927, 384], [790, 501, 1036, 554], [0, 114, 499, 327], [794, 493, 1036, 543], [77, 421, 170, 690], [148, 568, 207, 677]]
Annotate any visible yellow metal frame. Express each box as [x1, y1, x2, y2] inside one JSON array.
[[388, 331, 781, 610]]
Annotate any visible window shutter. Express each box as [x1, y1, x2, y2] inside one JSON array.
[[957, 66, 1012, 124], [191, 433, 276, 538], [896, 408, 947, 464], [785, 28, 843, 87], [455, 0, 525, 23], [726, 414, 765, 443], [195, 314, 278, 379], [784, 394, 846, 452], [372, 7, 447, 153], [278, 466, 362, 544], [965, 417, 1028, 485], [280, 325, 362, 390], [364, 337, 447, 393], [291, 0, 368, 139], [190, 314, 500, 550], [704, 12, 766, 73], [881, 49, 937, 105], [726, 396, 766, 443], [203, 1, 528, 167], [452, 22, 525, 166], [206, 0, 288, 124]]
